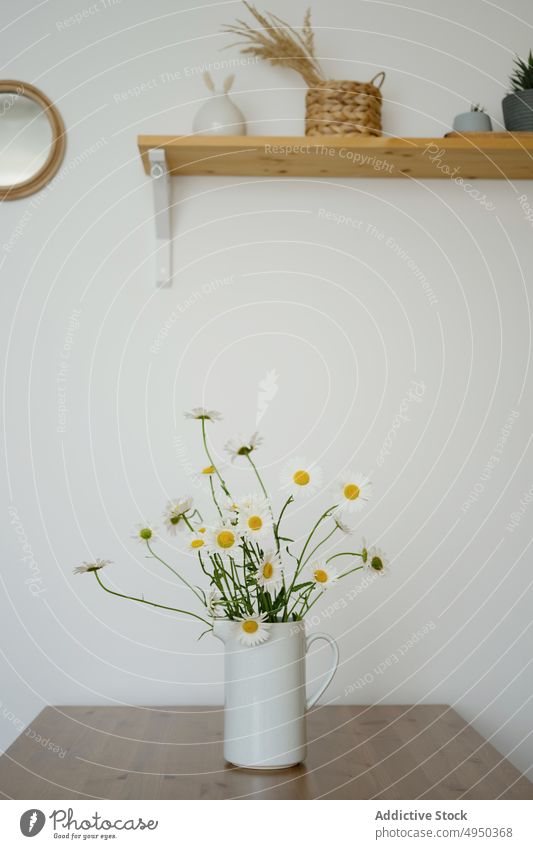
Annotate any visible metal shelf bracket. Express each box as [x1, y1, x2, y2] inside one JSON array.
[[148, 148, 171, 287]]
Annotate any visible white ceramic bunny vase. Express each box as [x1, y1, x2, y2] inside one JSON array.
[[192, 72, 247, 136]]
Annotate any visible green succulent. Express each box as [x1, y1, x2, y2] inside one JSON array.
[[510, 50, 533, 92]]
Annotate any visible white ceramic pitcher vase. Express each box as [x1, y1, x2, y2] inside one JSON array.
[[212, 620, 339, 769]]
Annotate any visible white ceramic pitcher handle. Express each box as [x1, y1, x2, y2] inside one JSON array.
[[305, 632, 339, 709]]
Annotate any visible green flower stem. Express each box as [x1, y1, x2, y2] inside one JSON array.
[[239, 543, 258, 609], [207, 564, 234, 615], [297, 505, 338, 567], [245, 454, 277, 556], [214, 554, 236, 599], [246, 538, 262, 566], [213, 553, 246, 614], [274, 495, 293, 548], [209, 476, 223, 518], [338, 564, 364, 579], [213, 574, 235, 617], [261, 588, 272, 614], [201, 418, 230, 497], [267, 598, 287, 619], [240, 539, 260, 582], [183, 516, 195, 532], [245, 453, 269, 500], [287, 585, 313, 619], [146, 541, 204, 604], [326, 551, 363, 562], [228, 555, 252, 611], [94, 571, 210, 625], [197, 551, 212, 580], [301, 526, 337, 568], [282, 505, 337, 619], [302, 588, 324, 616]]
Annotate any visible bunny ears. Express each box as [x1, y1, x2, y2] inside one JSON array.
[[203, 71, 235, 93]]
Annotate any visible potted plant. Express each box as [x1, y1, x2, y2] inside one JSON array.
[[503, 51, 533, 131], [452, 103, 492, 133], [74, 405, 390, 769]]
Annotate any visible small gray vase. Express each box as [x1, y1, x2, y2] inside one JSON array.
[[452, 111, 492, 133], [502, 90, 533, 131]]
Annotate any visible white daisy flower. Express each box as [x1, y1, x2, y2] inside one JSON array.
[[333, 510, 357, 534], [366, 546, 388, 575], [225, 431, 263, 462], [310, 562, 338, 589], [207, 522, 240, 554], [194, 464, 225, 486], [235, 614, 271, 646], [256, 550, 284, 593], [185, 530, 207, 552], [131, 524, 157, 544], [205, 588, 225, 617], [238, 497, 273, 540], [184, 407, 222, 421], [236, 493, 268, 512], [334, 471, 372, 513], [280, 457, 323, 498], [162, 497, 193, 535], [73, 558, 112, 574], [220, 496, 240, 515]]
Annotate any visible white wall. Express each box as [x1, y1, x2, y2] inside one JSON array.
[[1, 0, 532, 780]]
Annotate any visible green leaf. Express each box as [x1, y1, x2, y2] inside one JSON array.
[[291, 581, 314, 592], [510, 51, 533, 91]]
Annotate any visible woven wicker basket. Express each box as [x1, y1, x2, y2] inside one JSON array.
[[305, 73, 385, 137]]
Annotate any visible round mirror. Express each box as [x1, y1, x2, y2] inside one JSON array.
[[0, 81, 66, 200]]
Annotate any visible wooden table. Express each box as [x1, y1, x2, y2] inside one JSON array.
[[0, 705, 530, 800]]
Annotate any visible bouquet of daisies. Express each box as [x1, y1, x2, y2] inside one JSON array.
[[75, 406, 387, 646]]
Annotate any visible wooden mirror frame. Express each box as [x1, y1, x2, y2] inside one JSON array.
[[0, 80, 66, 201]]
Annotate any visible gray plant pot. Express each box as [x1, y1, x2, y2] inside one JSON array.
[[452, 111, 492, 132], [502, 90, 533, 131]]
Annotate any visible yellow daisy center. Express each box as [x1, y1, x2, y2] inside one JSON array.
[[242, 620, 259, 634], [314, 569, 328, 583], [198, 527, 206, 533], [217, 530, 235, 549], [293, 469, 310, 486], [344, 483, 360, 500], [262, 562, 273, 579], [202, 465, 215, 475], [191, 538, 204, 549], [247, 515, 263, 531]]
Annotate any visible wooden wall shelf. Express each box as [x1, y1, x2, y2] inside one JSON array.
[[139, 133, 533, 180], [138, 133, 533, 285]]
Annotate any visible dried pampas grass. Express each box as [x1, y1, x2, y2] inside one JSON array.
[[222, 2, 324, 86]]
